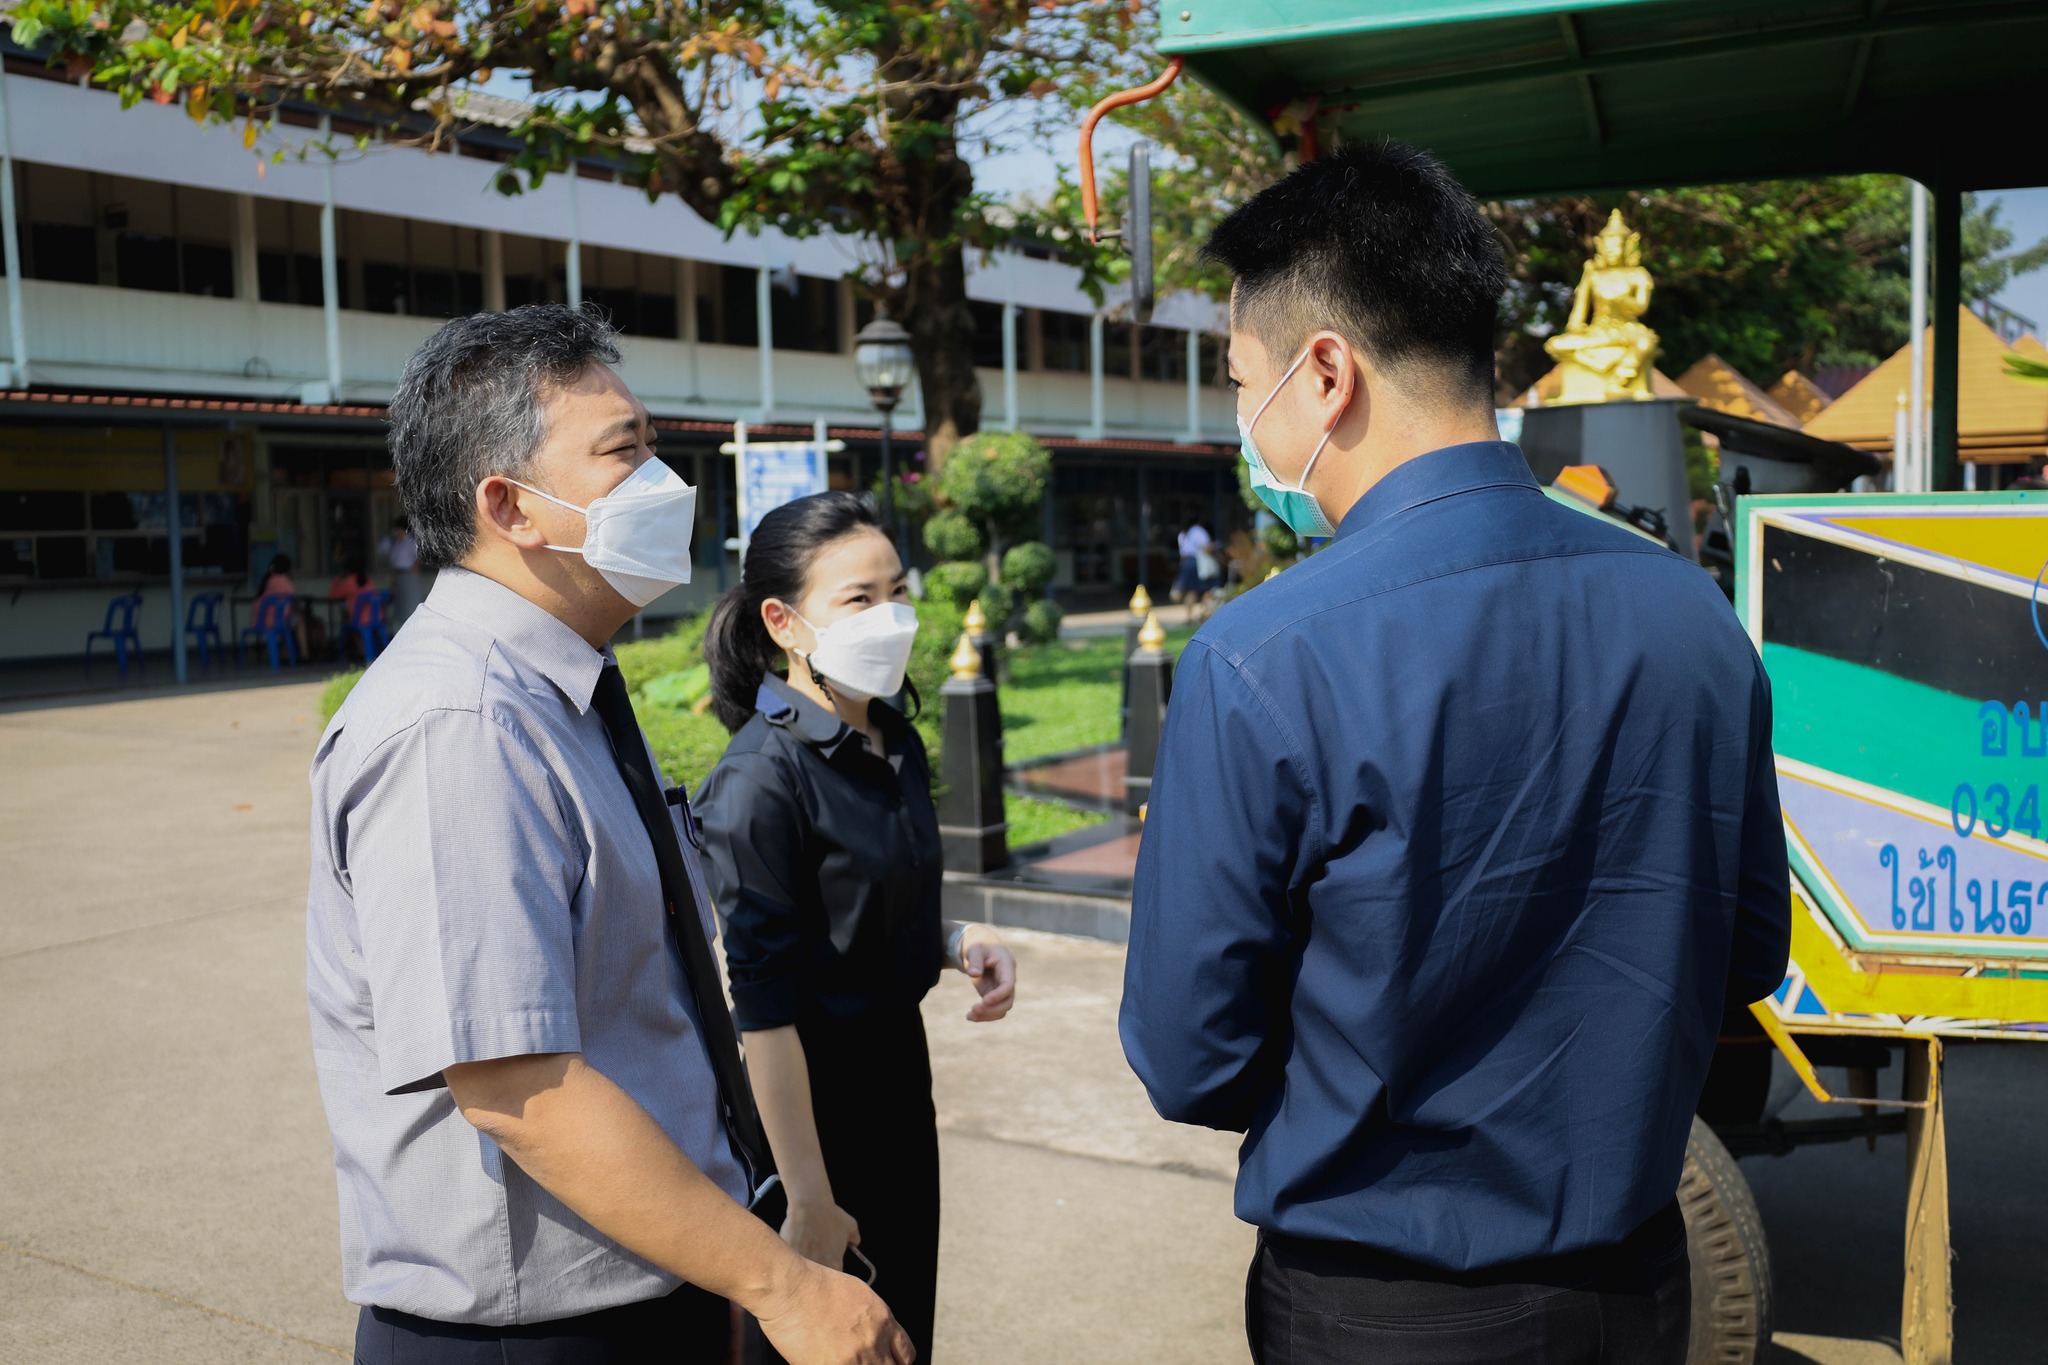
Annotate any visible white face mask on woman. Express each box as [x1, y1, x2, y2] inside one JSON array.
[[790, 601, 920, 700], [502, 457, 698, 607]]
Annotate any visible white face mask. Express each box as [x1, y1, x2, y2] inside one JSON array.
[[503, 458, 697, 608], [790, 601, 920, 701]]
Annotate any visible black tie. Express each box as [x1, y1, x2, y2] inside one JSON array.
[[590, 662, 773, 1187]]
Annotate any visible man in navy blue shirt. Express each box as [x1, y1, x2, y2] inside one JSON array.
[[1120, 143, 1790, 1365]]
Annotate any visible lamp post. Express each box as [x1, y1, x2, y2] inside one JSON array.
[[853, 309, 917, 564]]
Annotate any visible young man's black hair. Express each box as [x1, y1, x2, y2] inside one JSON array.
[[1203, 139, 1507, 406]]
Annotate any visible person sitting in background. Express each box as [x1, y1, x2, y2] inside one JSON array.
[[327, 559, 378, 660], [256, 553, 309, 660]]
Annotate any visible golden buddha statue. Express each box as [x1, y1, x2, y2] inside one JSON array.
[[1544, 209, 1659, 404]]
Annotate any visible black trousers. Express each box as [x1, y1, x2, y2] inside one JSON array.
[[1247, 1201, 1690, 1365], [751, 1004, 940, 1365], [355, 1284, 732, 1364]]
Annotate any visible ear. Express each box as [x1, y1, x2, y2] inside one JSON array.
[[474, 476, 549, 552], [761, 597, 802, 652], [1305, 331, 1358, 427]]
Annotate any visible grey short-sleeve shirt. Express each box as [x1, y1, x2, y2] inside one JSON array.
[[306, 567, 746, 1326]]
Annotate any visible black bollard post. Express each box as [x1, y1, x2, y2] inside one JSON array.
[[964, 598, 1002, 685], [1120, 583, 1151, 737], [1124, 610, 1173, 817], [938, 631, 1010, 873]]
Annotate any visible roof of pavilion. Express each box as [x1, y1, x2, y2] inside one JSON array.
[[1767, 370, 1835, 425], [1672, 354, 1801, 429], [1800, 308, 2048, 462]]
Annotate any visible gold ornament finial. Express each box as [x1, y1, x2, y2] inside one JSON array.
[[949, 631, 983, 680], [962, 598, 988, 634], [1137, 609, 1166, 652], [1129, 583, 1152, 615], [1543, 207, 1659, 404]]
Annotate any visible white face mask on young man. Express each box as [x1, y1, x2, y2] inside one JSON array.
[[789, 601, 920, 700], [501, 457, 698, 607]]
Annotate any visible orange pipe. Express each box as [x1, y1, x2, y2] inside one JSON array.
[[1078, 56, 1184, 243]]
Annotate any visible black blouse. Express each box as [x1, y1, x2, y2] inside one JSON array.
[[694, 674, 947, 1032]]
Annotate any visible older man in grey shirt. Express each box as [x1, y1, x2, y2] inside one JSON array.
[[308, 305, 912, 1365]]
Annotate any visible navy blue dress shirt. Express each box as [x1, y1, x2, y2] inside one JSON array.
[[1121, 441, 1790, 1272]]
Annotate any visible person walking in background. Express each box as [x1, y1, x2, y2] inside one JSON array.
[[1120, 142, 1791, 1365], [696, 492, 1019, 1365], [381, 513, 426, 624], [309, 305, 912, 1365], [1171, 517, 1215, 605]]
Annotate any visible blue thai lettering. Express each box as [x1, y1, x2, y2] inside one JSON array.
[[1982, 701, 2011, 756]]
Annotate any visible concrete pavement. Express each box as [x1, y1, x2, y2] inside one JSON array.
[[4, 682, 2046, 1363]]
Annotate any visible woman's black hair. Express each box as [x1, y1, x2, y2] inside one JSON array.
[[702, 490, 917, 733], [268, 553, 293, 575]]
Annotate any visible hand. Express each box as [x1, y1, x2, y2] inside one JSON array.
[[754, 1257, 915, 1365], [959, 926, 1016, 1022], [782, 1195, 860, 1270]]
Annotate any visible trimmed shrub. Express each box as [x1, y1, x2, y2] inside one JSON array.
[[938, 430, 1051, 542], [976, 581, 1018, 633], [923, 510, 985, 562], [1019, 597, 1065, 645], [922, 560, 988, 607], [1000, 541, 1057, 598]]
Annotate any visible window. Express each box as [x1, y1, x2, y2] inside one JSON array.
[[115, 233, 180, 292], [719, 265, 759, 347], [769, 274, 840, 354], [970, 301, 1008, 369], [0, 488, 247, 581], [181, 242, 234, 298], [27, 224, 97, 284], [1042, 310, 1090, 373]]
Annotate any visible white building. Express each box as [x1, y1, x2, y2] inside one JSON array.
[[0, 55, 1241, 665]]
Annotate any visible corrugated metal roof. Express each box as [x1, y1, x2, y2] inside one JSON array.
[[1164, 0, 2048, 194]]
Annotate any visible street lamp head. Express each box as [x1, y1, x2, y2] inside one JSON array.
[[853, 310, 917, 410]]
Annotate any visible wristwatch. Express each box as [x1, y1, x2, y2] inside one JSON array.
[[946, 922, 972, 968]]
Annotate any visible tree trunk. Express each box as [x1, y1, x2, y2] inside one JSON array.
[[903, 243, 983, 467]]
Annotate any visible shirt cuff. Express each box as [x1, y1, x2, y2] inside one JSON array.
[[730, 974, 803, 1034], [380, 1008, 583, 1096]]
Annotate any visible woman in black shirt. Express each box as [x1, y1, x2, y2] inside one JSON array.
[[696, 492, 1017, 1361]]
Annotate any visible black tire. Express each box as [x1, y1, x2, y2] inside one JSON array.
[[1680, 1116, 1773, 1365]]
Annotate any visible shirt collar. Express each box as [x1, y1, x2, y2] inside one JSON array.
[[424, 567, 610, 713], [755, 673, 907, 760], [1334, 441, 1539, 542]]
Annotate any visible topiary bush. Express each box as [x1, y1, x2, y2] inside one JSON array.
[[922, 560, 988, 608], [937, 431, 1051, 551], [1000, 541, 1057, 599], [923, 510, 985, 563], [1019, 597, 1065, 645], [976, 581, 1018, 634]]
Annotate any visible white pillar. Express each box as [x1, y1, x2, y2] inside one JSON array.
[[678, 257, 701, 399], [1908, 179, 1928, 496], [565, 173, 582, 307], [1184, 329, 1202, 440], [233, 194, 260, 304], [1002, 301, 1019, 430], [481, 229, 505, 312], [0, 67, 27, 389], [1087, 313, 1105, 438], [1892, 390, 1908, 492], [318, 116, 343, 401], [755, 264, 774, 420]]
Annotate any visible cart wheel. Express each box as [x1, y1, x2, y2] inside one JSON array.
[[1681, 1116, 1773, 1365]]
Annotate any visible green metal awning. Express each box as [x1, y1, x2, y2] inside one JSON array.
[[1161, 1, 2048, 197]]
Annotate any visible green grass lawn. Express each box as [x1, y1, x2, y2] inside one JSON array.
[[999, 626, 1192, 765], [316, 615, 1183, 850]]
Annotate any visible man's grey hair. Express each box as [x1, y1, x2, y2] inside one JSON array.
[[389, 304, 623, 572]]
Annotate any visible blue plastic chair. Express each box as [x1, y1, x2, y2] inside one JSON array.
[[185, 592, 225, 670], [240, 593, 299, 671], [349, 590, 391, 664], [85, 593, 145, 676]]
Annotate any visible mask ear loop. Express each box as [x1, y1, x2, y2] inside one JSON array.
[[777, 602, 837, 703]]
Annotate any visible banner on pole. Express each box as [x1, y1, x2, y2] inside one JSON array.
[[723, 420, 844, 554]]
